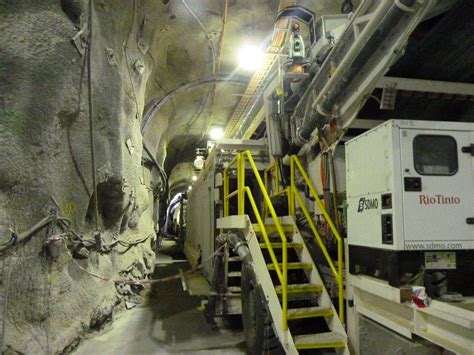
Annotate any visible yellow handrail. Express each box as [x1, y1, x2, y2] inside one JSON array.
[[290, 155, 345, 323], [223, 151, 288, 331]]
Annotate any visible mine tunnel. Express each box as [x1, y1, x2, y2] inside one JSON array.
[[1, 0, 474, 354]]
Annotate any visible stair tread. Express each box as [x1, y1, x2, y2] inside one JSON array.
[[227, 257, 241, 262], [267, 262, 312, 270], [294, 331, 346, 349], [227, 286, 241, 293], [259, 242, 303, 249], [287, 305, 333, 319], [252, 224, 294, 232], [275, 283, 323, 293], [228, 271, 241, 277]]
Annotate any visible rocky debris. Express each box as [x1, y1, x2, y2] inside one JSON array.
[[60, 336, 82, 355], [73, 245, 90, 259]]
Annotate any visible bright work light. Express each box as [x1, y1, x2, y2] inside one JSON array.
[[238, 44, 264, 71], [209, 127, 224, 140]]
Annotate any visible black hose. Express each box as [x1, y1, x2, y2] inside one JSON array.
[[143, 143, 168, 198], [87, 0, 99, 231], [141, 77, 246, 134], [0, 216, 72, 255]]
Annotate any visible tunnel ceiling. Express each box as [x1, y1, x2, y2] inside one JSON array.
[[143, 0, 278, 173], [142, 0, 352, 175], [147, 0, 474, 178]]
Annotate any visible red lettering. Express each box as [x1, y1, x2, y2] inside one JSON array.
[[419, 195, 427, 205], [418, 195, 460, 205]]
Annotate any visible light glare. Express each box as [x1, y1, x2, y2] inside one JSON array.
[[192, 175, 198, 181], [209, 127, 224, 140], [238, 45, 264, 71]]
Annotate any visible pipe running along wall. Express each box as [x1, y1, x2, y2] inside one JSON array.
[[140, 77, 246, 198], [141, 77, 246, 134]]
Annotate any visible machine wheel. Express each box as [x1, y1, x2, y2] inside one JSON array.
[[241, 257, 282, 354], [424, 270, 448, 297]]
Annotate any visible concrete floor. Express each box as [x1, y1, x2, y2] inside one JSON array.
[[74, 241, 245, 354]]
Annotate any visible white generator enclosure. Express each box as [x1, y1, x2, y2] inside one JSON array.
[[346, 120, 474, 292]]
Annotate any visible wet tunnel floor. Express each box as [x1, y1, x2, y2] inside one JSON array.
[[74, 240, 246, 354]]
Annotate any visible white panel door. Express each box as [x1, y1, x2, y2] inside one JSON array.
[[400, 128, 474, 250]]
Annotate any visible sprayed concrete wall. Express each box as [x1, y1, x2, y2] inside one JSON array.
[[0, 1, 169, 352]]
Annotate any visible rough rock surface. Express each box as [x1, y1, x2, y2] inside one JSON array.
[[0, 1, 163, 353]]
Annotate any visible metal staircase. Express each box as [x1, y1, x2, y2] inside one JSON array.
[[218, 150, 348, 354], [252, 217, 348, 353]]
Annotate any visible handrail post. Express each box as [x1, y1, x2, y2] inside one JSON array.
[[274, 162, 280, 194], [238, 153, 245, 215], [289, 156, 295, 217], [263, 168, 268, 219], [224, 166, 229, 217], [282, 232, 288, 331], [338, 240, 344, 323]]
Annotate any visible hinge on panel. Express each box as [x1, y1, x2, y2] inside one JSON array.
[[461, 144, 474, 156]]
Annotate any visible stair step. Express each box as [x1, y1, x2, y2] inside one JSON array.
[[287, 305, 334, 320], [252, 224, 294, 233], [227, 257, 241, 262], [275, 283, 323, 294], [267, 262, 312, 271], [228, 271, 241, 277], [227, 286, 241, 293], [259, 242, 303, 249], [294, 331, 346, 350]]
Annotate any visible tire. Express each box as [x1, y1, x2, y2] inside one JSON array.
[[241, 257, 282, 354]]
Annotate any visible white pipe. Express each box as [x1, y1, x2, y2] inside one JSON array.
[[311, 0, 394, 112]]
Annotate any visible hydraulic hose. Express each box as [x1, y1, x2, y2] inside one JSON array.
[[143, 142, 168, 198], [286, 0, 416, 156], [141, 77, 246, 134]]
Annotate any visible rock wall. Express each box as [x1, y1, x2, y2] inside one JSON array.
[[0, 1, 168, 352]]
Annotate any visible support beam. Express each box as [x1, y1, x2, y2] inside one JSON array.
[[214, 138, 267, 151], [376, 77, 474, 96], [350, 275, 474, 354]]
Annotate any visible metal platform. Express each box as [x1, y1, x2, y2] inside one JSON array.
[[347, 274, 474, 354]]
